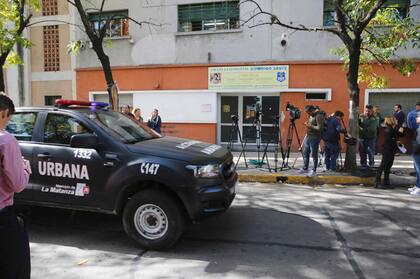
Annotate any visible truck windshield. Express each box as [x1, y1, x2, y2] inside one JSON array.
[[82, 110, 160, 143]]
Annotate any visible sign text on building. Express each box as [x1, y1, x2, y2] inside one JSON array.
[[208, 65, 289, 90]]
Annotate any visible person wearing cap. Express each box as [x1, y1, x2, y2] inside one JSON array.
[[358, 104, 380, 168], [408, 106, 420, 195], [0, 94, 32, 279]]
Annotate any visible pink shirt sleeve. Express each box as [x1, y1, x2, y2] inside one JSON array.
[[0, 135, 30, 193]]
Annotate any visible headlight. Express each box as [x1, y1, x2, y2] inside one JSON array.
[[186, 164, 220, 179]]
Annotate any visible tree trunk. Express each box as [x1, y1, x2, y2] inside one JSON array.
[[0, 67, 5, 93], [344, 41, 361, 171], [72, 0, 119, 111], [92, 41, 119, 111], [17, 43, 25, 106], [0, 54, 8, 92]]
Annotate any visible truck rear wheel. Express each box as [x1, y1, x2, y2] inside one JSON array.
[[122, 189, 185, 250]]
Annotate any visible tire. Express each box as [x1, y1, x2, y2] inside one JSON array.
[[122, 189, 185, 250]]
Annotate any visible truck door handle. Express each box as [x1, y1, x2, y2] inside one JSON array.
[[104, 161, 114, 167], [37, 153, 53, 159]]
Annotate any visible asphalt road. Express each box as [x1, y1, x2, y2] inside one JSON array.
[[24, 183, 420, 279]]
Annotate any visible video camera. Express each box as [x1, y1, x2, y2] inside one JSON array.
[[231, 114, 239, 122], [285, 102, 301, 121]]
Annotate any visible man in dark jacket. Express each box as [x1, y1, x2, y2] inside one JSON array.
[[359, 105, 379, 168], [393, 104, 406, 130], [323, 111, 346, 171], [148, 109, 162, 134]]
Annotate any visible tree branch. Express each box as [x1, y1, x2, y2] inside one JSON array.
[[27, 19, 86, 32], [332, 0, 353, 47], [361, 47, 387, 66], [100, 0, 105, 12], [240, 0, 342, 37], [359, 0, 387, 31]]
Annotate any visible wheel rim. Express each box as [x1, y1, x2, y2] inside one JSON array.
[[134, 204, 168, 240]]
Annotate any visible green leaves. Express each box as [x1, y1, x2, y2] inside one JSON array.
[[67, 40, 85, 54], [328, 0, 419, 87], [0, 0, 40, 65]]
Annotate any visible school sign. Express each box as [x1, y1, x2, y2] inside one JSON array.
[[208, 65, 289, 90]]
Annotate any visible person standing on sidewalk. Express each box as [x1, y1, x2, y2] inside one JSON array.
[[0, 94, 32, 279], [148, 109, 162, 134], [393, 104, 406, 130], [408, 110, 420, 195], [299, 105, 325, 177], [358, 105, 379, 168], [323, 111, 346, 172], [375, 117, 402, 189]]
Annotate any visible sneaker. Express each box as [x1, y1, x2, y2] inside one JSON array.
[[410, 187, 420, 195], [298, 168, 308, 174], [307, 170, 317, 177], [408, 186, 417, 192]]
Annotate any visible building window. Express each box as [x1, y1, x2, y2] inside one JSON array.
[[305, 92, 328, 101], [44, 95, 62, 106], [323, 0, 410, 26], [178, 1, 240, 32], [89, 10, 129, 37], [42, 0, 58, 16], [43, 25, 60, 72]]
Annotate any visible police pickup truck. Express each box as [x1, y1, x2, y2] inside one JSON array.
[[7, 100, 237, 250]]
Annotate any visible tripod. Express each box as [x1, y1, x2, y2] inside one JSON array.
[[254, 111, 262, 166], [261, 116, 284, 172], [281, 118, 302, 170], [227, 116, 248, 168]]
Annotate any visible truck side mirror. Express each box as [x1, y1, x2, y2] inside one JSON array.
[[70, 133, 98, 149]]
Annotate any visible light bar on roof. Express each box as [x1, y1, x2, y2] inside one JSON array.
[[55, 99, 109, 108]]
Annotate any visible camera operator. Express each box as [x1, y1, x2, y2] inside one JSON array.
[[299, 105, 325, 176], [323, 111, 346, 172]]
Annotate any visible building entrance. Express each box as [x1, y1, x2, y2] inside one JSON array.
[[219, 95, 280, 149]]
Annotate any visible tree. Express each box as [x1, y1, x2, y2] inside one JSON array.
[[0, 0, 40, 93], [240, 0, 420, 170], [66, 0, 158, 111]]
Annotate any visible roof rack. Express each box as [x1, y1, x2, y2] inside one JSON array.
[[55, 99, 109, 108]]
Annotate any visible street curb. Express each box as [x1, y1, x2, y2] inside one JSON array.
[[238, 173, 376, 186]]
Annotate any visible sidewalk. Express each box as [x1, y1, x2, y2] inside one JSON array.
[[233, 151, 417, 186]]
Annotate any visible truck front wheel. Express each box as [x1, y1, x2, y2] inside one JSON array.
[[122, 189, 185, 250]]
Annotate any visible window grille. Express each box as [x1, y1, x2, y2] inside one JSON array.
[[178, 1, 240, 32], [88, 10, 129, 37], [42, 0, 58, 16], [43, 25, 60, 72]]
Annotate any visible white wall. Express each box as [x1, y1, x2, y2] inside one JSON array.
[[91, 90, 218, 123], [75, 0, 420, 68]]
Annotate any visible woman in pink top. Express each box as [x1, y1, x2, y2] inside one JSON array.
[[0, 94, 31, 279]]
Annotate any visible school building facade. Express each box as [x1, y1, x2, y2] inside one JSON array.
[[71, 0, 420, 149]]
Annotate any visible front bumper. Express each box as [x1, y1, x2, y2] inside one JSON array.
[[187, 172, 238, 219]]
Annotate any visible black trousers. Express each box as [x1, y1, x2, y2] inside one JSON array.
[[376, 151, 395, 184], [0, 207, 31, 279]]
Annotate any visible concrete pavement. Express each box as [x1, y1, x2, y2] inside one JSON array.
[[27, 183, 420, 279], [233, 152, 417, 186]]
